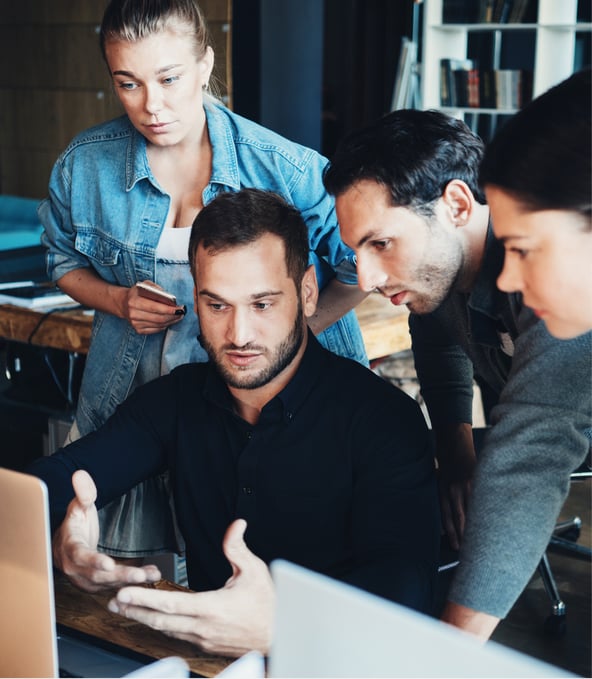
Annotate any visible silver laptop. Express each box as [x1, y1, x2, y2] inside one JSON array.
[[0, 466, 188, 678], [269, 559, 573, 678]]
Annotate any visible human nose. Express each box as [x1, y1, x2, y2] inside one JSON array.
[[356, 253, 387, 293], [497, 255, 522, 293], [144, 84, 164, 115], [226, 308, 255, 347]]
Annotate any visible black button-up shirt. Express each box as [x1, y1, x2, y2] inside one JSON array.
[[29, 333, 439, 613]]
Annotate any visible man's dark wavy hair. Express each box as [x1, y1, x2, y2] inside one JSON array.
[[188, 189, 310, 287], [323, 108, 486, 217]]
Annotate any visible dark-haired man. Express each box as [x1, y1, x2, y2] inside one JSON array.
[[28, 188, 439, 657], [323, 109, 591, 640]]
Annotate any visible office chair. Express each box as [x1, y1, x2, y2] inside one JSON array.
[[537, 461, 592, 637]]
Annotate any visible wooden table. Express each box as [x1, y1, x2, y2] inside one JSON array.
[[0, 293, 409, 361], [0, 304, 92, 354], [355, 292, 410, 361], [54, 571, 232, 677]]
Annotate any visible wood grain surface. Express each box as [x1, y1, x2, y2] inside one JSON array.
[[54, 571, 232, 677]]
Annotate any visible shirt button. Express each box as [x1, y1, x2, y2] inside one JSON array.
[[242, 486, 253, 495], [246, 431, 252, 439], [286, 411, 293, 420]]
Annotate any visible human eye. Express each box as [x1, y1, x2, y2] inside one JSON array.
[[253, 301, 272, 311], [162, 75, 180, 85], [116, 80, 138, 91], [506, 246, 529, 260], [208, 301, 228, 312], [371, 239, 391, 252]]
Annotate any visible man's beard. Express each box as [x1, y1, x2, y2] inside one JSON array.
[[401, 247, 463, 315], [199, 309, 306, 390]]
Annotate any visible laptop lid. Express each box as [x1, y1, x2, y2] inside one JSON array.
[[0, 467, 185, 678], [269, 560, 572, 678], [0, 466, 58, 678]]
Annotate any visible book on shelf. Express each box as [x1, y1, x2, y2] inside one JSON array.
[[444, 0, 534, 25], [492, 0, 513, 24], [440, 58, 480, 108], [0, 281, 78, 309], [478, 0, 533, 24], [478, 70, 497, 108], [508, 0, 534, 23], [494, 69, 533, 109], [440, 61, 533, 110], [391, 37, 418, 110], [479, 0, 495, 23]]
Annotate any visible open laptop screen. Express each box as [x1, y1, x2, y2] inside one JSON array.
[[269, 560, 570, 678]]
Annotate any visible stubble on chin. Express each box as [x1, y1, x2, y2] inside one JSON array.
[[199, 313, 305, 390]]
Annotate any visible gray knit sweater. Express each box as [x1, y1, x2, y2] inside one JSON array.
[[410, 225, 592, 618]]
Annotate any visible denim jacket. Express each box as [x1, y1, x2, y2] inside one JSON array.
[[40, 101, 367, 438]]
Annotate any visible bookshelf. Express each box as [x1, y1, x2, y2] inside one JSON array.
[[421, 0, 591, 137]]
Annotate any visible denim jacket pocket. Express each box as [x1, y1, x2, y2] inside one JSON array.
[[75, 231, 138, 286], [76, 231, 120, 265]]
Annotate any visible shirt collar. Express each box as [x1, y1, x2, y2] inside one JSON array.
[[467, 221, 520, 344], [202, 330, 325, 424], [467, 221, 506, 319], [273, 330, 325, 423]]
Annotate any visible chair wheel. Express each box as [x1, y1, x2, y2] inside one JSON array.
[[544, 614, 567, 637]]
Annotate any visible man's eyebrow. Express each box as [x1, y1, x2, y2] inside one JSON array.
[[250, 290, 283, 300], [355, 230, 380, 248], [198, 289, 283, 301]]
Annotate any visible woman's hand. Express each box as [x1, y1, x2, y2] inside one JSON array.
[[57, 270, 186, 335], [123, 281, 186, 335]]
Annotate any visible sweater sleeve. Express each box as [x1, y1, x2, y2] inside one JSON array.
[[448, 318, 592, 617]]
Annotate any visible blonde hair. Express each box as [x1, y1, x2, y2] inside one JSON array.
[[100, 0, 211, 63]]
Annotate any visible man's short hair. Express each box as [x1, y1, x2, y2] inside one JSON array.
[[188, 188, 310, 286], [323, 109, 486, 217]]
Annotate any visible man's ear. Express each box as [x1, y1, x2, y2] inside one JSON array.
[[301, 265, 319, 318], [442, 179, 475, 227]]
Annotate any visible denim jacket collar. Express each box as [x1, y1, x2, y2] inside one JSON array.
[[122, 104, 245, 194], [205, 101, 241, 190], [125, 124, 154, 192]]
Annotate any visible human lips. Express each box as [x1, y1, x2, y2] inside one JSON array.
[[146, 122, 172, 133], [523, 297, 547, 319], [388, 291, 409, 306], [226, 351, 262, 368]]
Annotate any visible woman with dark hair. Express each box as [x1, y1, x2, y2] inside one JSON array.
[[481, 68, 592, 339]]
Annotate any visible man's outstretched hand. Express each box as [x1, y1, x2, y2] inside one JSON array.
[[108, 519, 275, 657], [53, 470, 161, 592]]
